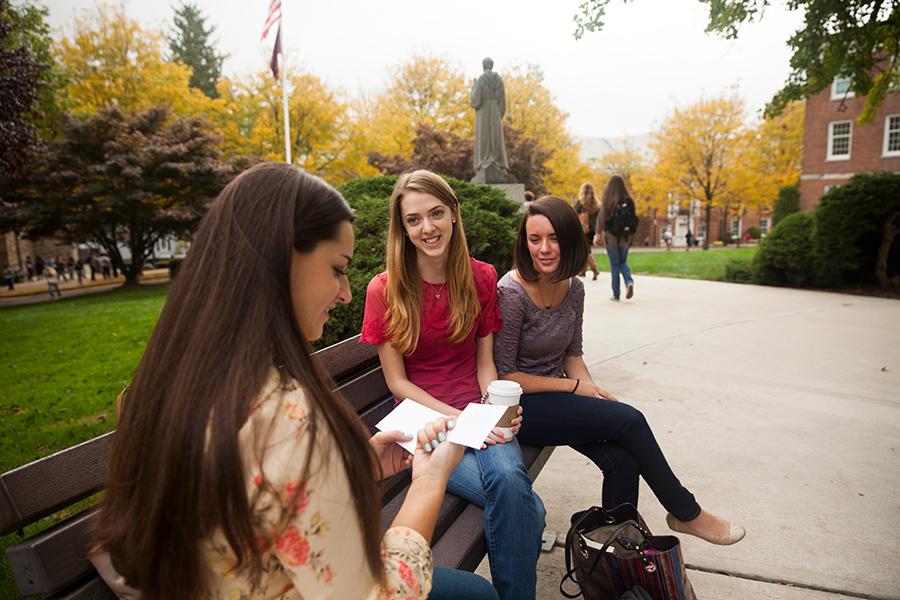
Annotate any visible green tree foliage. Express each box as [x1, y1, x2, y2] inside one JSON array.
[[6, 106, 230, 285], [318, 175, 520, 348], [167, 2, 225, 98], [773, 183, 800, 225], [752, 211, 816, 286], [813, 173, 900, 287], [574, 0, 900, 121], [0, 0, 60, 185]]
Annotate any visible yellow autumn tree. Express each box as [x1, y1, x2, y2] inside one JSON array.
[[213, 69, 372, 183], [55, 4, 214, 117], [740, 100, 804, 207], [649, 95, 747, 249], [502, 64, 593, 198], [359, 54, 471, 158]]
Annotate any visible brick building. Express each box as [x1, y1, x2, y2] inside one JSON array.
[[799, 76, 900, 210]]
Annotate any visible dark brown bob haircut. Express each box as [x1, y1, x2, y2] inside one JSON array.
[[515, 195, 589, 283]]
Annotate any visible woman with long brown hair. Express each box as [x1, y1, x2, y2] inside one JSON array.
[[594, 175, 636, 300], [360, 170, 545, 600], [92, 162, 493, 599], [575, 182, 601, 280]]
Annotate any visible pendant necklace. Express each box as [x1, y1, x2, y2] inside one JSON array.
[[432, 281, 447, 300], [537, 281, 555, 309]]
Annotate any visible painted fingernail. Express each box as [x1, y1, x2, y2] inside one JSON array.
[[424, 443, 432, 452], [438, 432, 446, 442], [404, 432, 413, 439], [447, 419, 456, 429], [431, 440, 439, 450]]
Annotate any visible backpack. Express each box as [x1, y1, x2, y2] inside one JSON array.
[[606, 197, 639, 239]]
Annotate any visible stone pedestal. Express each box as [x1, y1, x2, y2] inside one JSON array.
[[490, 183, 526, 203]]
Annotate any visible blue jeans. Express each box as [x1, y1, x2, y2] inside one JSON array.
[[606, 243, 633, 299], [430, 567, 499, 600], [446, 439, 546, 600]]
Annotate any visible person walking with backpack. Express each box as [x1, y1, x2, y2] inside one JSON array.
[[593, 176, 638, 301]]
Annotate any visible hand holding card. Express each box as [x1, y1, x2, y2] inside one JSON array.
[[375, 399, 509, 453]]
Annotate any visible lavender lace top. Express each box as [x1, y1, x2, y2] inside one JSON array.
[[494, 271, 584, 378]]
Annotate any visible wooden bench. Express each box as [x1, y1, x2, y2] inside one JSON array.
[[1, 334, 554, 598]]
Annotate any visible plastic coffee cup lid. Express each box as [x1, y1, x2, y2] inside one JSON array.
[[487, 380, 522, 396]]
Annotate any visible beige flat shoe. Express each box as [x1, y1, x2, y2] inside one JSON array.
[[666, 512, 746, 546]]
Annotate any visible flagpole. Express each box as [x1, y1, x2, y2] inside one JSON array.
[[281, 50, 291, 164]]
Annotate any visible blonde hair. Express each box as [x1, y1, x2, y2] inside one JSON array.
[[578, 182, 600, 214], [385, 170, 479, 354]]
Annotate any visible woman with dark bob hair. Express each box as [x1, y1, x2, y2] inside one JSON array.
[[91, 162, 495, 599], [493, 196, 745, 546]]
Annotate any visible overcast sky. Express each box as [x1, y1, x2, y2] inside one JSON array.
[[39, 0, 805, 139]]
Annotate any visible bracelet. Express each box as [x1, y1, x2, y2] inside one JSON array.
[[480, 390, 489, 403], [571, 379, 580, 393]]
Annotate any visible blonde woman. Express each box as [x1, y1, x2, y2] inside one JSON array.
[[361, 170, 546, 600], [574, 183, 600, 280]]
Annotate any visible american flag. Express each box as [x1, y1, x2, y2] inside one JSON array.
[[261, 0, 282, 40]]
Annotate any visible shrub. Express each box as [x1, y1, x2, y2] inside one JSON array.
[[812, 173, 900, 287], [723, 259, 754, 283], [746, 226, 761, 240], [316, 175, 521, 349], [773, 184, 800, 226], [752, 212, 815, 286]]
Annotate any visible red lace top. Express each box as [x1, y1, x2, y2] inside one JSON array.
[[360, 258, 502, 410]]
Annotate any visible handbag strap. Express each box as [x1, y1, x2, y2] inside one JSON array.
[[560, 520, 652, 598], [560, 507, 605, 598]]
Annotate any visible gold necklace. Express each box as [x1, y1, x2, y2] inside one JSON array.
[[536, 280, 555, 309], [431, 281, 447, 300]]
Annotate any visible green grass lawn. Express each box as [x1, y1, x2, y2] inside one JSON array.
[[0, 284, 169, 598], [594, 246, 758, 281]]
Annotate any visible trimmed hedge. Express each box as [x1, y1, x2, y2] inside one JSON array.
[[772, 184, 800, 226], [315, 175, 521, 348], [752, 212, 816, 286], [812, 173, 900, 287]]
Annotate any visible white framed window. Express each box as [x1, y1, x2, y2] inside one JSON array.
[[831, 76, 855, 100], [827, 121, 852, 160], [883, 114, 900, 157], [823, 184, 840, 195], [759, 218, 770, 235], [730, 219, 741, 238]]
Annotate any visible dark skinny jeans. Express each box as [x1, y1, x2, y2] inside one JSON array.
[[516, 392, 701, 521]]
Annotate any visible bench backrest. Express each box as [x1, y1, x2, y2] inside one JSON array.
[[0, 335, 389, 597]]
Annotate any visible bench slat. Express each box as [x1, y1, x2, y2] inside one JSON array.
[[6, 507, 99, 596], [336, 367, 390, 414], [431, 504, 486, 571], [50, 575, 116, 600], [0, 433, 112, 536], [313, 334, 378, 381]]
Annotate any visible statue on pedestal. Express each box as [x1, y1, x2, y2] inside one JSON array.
[[471, 57, 515, 184]]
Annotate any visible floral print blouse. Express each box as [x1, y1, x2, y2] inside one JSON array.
[[202, 370, 433, 599]]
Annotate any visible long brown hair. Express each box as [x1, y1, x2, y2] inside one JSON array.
[[94, 162, 384, 598], [385, 170, 479, 354], [578, 182, 599, 215], [600, 175, 632, 227]]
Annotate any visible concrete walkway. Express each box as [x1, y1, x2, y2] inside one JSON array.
[[478, 273, 900, 599]]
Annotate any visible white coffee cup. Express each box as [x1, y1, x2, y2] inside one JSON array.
[[486, 380, 523, 441]]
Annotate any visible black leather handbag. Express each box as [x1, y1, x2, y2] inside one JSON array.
[[560, 504, 697, 600]]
